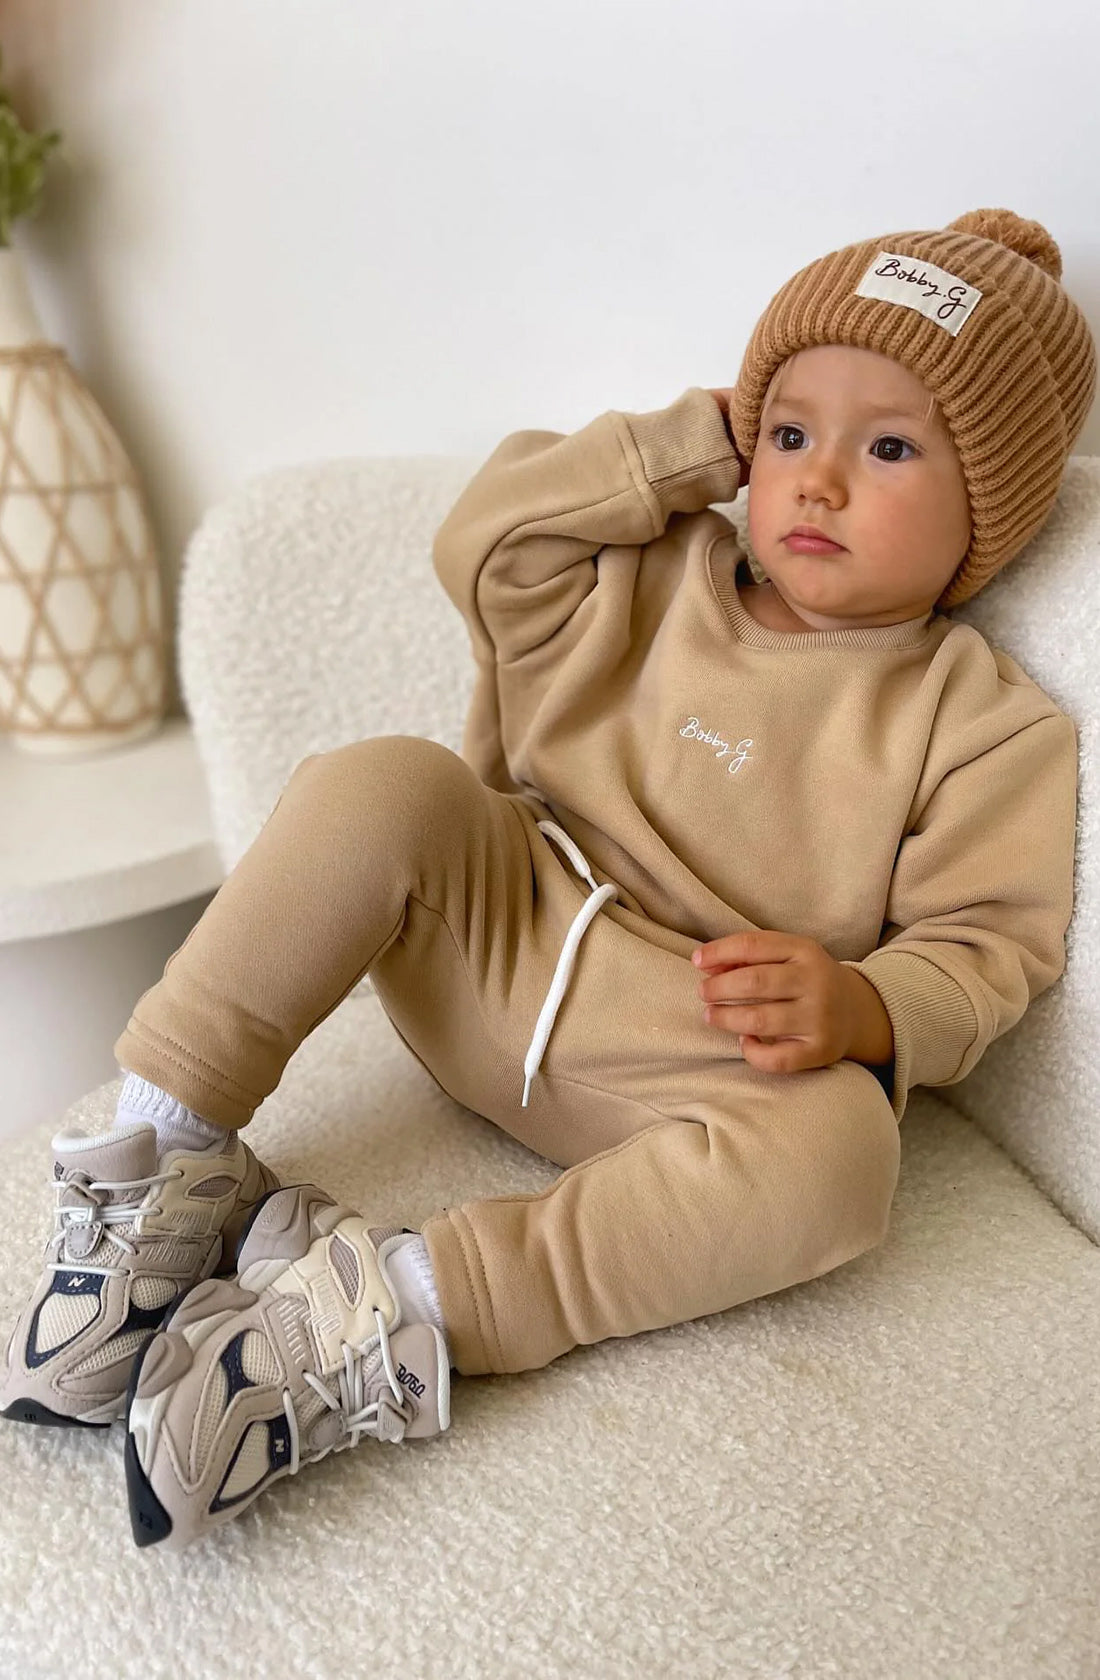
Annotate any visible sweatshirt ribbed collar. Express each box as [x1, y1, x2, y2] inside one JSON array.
[[712, 548, 935, 652]]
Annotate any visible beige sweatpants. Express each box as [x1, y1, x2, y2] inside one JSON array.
[[114, 737, 902, 1376]]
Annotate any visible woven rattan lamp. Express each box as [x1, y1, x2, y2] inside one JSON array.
[[0, 247, 168, 756]]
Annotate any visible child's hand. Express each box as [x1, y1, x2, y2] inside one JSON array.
[[692, 930, 891, 1074], [705, 388, 752, 485]]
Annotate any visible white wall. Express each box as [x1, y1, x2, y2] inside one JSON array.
[[2, 0, 1098, 717], [0, 892, 216, 1144]]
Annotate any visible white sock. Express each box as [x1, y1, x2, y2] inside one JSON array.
[[115, 1071, 231, 1155], [385, 1232, 449, 1353]]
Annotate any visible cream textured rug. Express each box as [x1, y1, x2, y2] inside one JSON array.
[[2, 990, 1097, 1680]]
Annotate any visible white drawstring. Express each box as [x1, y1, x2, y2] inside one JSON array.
[[521, 820, 621, 1108]]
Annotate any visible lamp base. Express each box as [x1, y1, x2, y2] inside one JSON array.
[[7, 714, 162, 759]]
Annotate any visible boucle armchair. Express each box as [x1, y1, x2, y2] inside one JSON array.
[[3, 444, 1098, 1680]]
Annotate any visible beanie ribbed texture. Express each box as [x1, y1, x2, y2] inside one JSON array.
[[727, 209, 1097, 610]]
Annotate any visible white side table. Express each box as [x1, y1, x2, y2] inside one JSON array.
[[0, 716, 226, 1145]]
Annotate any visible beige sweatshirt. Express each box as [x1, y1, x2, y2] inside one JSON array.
[[431, 385, 1078, 1124]]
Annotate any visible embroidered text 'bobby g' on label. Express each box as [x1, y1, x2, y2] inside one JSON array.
[[855, 252, 983, 338]]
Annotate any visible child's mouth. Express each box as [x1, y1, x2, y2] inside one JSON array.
[[783, 535, 845, 555]]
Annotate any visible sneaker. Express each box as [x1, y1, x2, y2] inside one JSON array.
[[0, 1118, 281, 1429], [124, 1183, 451, 1551]]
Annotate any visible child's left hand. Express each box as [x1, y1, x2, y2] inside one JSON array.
[[692, 930, 872, 1074]]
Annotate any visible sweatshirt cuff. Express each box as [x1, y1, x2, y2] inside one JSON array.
[[615, 386, 743, 522], [839, 951, 981, 1124]]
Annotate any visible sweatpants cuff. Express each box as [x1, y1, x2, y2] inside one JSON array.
[[420, 1209, 503, 1377], [113, 1021, 258, 1131]]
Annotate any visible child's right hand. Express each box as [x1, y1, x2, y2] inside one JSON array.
[[705, 388, 752, 486]]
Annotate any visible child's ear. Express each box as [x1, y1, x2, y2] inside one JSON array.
[[728, 434, 752, 485]]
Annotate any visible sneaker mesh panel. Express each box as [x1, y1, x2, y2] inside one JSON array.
[[130, 1275, 179, 1311], [240, 1329, 281, 1387], [330, 1233, 363, 1306], [67, 1328, 149, 1376], [35, 1290, 100, 1351], [188, 1175, 240, 1200], [218, 1421, 273, 1503], [192, 1358, 231, 1477]]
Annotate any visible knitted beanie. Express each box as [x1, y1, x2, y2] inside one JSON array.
[[727, 209, 1097, 610]]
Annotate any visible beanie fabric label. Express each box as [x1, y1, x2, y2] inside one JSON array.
[[855, 252, 983, 338]]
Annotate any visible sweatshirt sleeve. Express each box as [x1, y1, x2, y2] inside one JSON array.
[[840, 708, 1078, 1124], [432, 386, 741, 667]]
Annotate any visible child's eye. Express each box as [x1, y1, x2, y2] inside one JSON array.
[[870, 434, 918, 463], [767, 424, 919, 462]]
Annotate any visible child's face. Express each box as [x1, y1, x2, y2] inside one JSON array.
[[745, 344, 972, 630]]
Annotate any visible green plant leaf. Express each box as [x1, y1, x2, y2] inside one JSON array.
[[0, 59, 62, 243]]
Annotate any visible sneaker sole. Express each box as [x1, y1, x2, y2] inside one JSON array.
[[1, 1397, 114, 1429]]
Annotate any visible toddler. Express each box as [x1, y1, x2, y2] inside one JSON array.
[[2, 207, 1093, 1553]]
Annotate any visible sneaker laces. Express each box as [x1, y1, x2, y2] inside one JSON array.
[[43, 1168, 185, 1276], [283, 1305, 412, 1472]]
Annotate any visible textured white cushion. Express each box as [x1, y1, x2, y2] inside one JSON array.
[[1, 998, 1097, 1678]]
